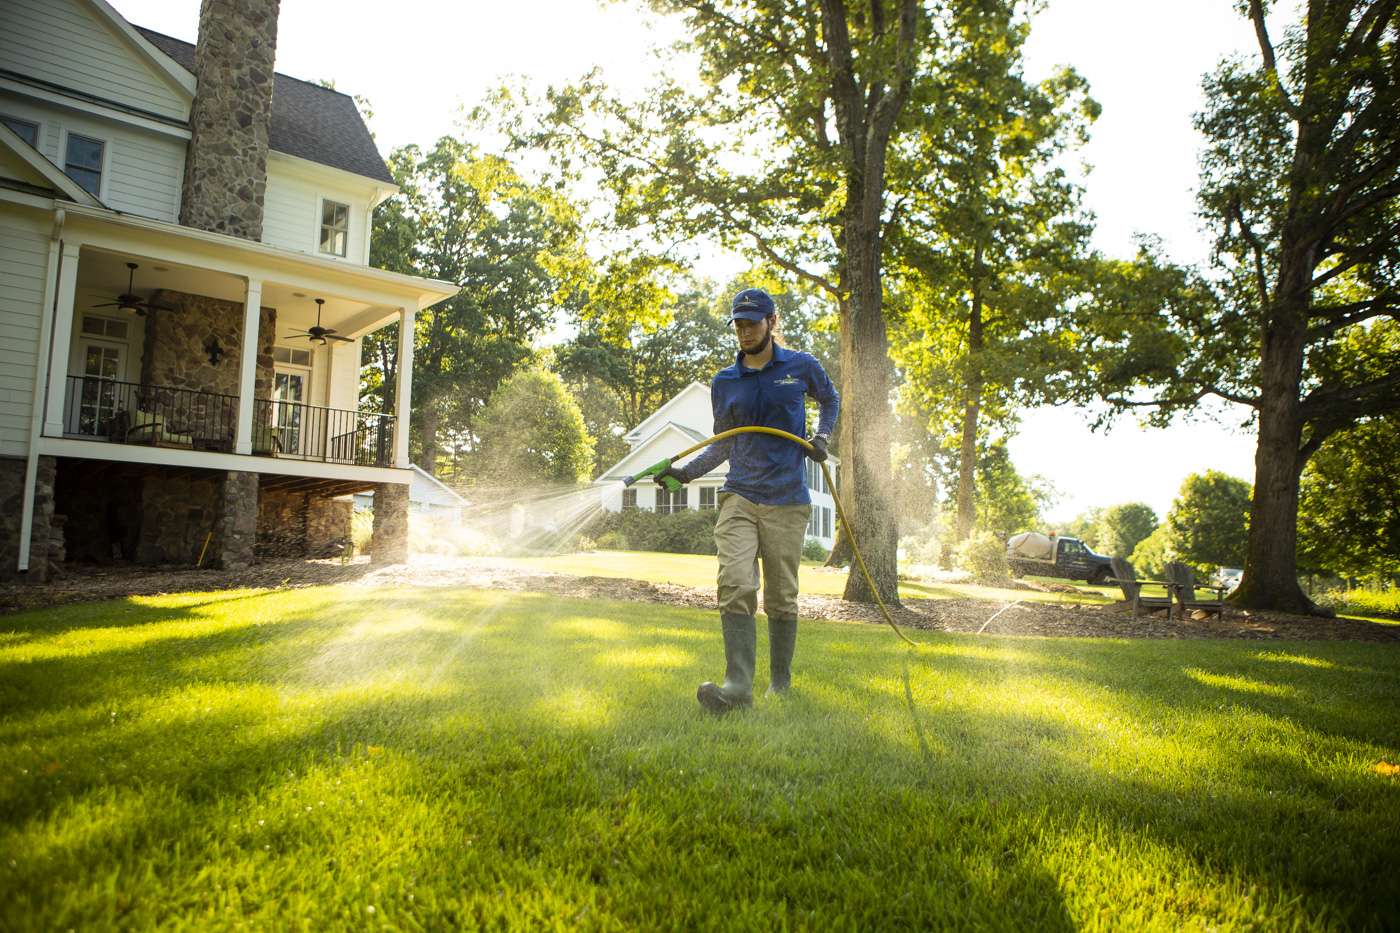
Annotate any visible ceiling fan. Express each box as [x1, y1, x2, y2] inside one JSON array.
[[91, 262, 178, 316], [285, 298, 352, 345]]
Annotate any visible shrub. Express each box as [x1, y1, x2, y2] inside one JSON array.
[[351, 509, 373, 555], [802, 536, 829, 562], [582, 508, 719, 555], [1315, 587, 1400, 620], [954, 530, 1011, 584]]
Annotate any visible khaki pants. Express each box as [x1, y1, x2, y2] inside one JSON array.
[[714, 492, 812, 620]]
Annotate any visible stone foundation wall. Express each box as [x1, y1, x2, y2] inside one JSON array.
[[58, 466, 142, 564], [214, 471, 258, 569], [371, 482, 409, 563], [258, 490, 352, 559], [0, 456, 56, 582], [137, 472, 221, 564]]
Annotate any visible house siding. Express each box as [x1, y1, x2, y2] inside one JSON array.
[[0, 92, 185, 221], [0, 0, 189, 122], [262, 161, 372, 264], [0, 209, 51, 457]]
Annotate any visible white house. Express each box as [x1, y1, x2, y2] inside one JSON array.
[[595, 382, 841, 549], [0, 0, 458, 578], [354, 464, 469, 522]]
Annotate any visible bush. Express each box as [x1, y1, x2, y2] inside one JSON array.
[[802, 536, 829, 562], [351, 509, 373, 555], [1315, 587, 1400, 620], [954, 530, 1011, 584], [583, 508, 719, 555]]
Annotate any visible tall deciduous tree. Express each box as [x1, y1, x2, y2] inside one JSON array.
[[891, 0, 1097, 543], [474, 367, 595, 485], [1078, 1, 1399, 613], [1093, 503, 1159, 560], [523, 0, 928, 603], [1167, 471, 1253, 574], [367, 137, 590, 476]]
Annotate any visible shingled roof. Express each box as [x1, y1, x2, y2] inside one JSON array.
[[135, 27, 395, 187]]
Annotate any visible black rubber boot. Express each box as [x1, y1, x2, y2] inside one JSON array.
[[697, 613, 755, 713], [766, 616, 797, 696]]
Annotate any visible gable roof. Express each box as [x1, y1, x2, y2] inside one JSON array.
[[410, 464, 469, 507], [599, 422, 723, 482], [624, 382, 709, 443], [133, 27, 396, 186]]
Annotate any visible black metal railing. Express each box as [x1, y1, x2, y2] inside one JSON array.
[[59, 375, 397, 467], [62, 375, 238, 449], [252, 398, 395, 467]]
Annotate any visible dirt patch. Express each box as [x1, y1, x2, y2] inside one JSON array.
[[2, 555, 1396, 644]]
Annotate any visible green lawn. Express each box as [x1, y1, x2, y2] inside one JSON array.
[[497, 550, 1121, 606], [3, 585, 1399, 929]]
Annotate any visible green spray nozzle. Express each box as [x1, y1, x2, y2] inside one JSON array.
[[621, 457, 682, 492]]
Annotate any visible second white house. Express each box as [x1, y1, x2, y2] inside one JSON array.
[[595, 382, 840, 549]]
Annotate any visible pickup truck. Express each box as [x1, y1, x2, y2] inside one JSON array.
[[1006, 532, 1115, 585]]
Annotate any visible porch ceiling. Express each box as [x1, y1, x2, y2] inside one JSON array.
[[77, 245, 399, 337]]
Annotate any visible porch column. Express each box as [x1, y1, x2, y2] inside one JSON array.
[[394, 306, 414, 468], [42, 241, 82, 437], [234, 277, 262, 454]]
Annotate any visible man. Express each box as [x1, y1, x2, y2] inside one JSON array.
[[658, 288, 839, 713]]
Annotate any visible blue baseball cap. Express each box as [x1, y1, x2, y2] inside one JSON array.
[[729, 288, 775, 322]]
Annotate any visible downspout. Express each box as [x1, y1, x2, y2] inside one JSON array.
[[17, 207, 65, 575]]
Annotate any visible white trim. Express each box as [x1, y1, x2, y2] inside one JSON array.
[[266, 149, 400, 200], [0, 75, 191, 140], [17, 216, 65, 574], [394, 307, 414, 468], [600, 422, 718, 480], [234, 278, 262, 454], [81, 0, 198, 96], [0, 123, 105, 207], [38, 435, 411, 485], [410, 464, 469, 506]]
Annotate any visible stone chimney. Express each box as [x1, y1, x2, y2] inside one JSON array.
[[179, 0, 280, 241]]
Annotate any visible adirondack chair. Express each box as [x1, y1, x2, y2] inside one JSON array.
[[1108, 557, 1174, 617], [1165, 562, 1227, 620]]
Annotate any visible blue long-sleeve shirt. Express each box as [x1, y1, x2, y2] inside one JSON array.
[[679, 344, 839, 506]]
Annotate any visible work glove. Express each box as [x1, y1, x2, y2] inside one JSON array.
[[656, 464, 690, 487], [806, 434, 829, 463]]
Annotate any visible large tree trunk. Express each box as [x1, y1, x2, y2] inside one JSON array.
[[1234, 292, 1320, 613], [839, 228, 899, 605], [954, 244, 985, 542]]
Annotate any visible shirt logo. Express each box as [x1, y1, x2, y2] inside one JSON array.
[[774, 375, 800, 386]]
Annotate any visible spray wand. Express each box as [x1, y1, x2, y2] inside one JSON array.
[[623, 425, 916, 646]]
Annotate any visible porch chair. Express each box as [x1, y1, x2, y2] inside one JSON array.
[[1164, 561, 1227, 620], [1108, 557, 1174, 618]]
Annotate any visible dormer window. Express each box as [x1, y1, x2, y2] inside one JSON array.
[[64, 133, 104, 196], [319, 199, 349, 257], [2, 115, 39, 147]]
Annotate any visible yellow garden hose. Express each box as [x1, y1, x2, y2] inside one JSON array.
[[624, 425, 916, 646]]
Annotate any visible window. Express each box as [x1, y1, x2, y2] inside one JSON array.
[[64, 133, 104, 195], [81, 315, 128, 340], [699, 487, 716, 510], [319, 199, 349, 256], [621, 488, 637, 511], [657, 487, 688, 515], [2, 115, 39, 147], [273, 346, 312, 366], [822, 506, 831, 539]]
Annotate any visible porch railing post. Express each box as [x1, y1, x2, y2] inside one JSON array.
[[234, 277, 262, 454]]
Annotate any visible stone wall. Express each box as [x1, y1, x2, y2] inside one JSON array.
[[57, 465, 142, 564], [371, 482, 409, 563], [0, 456, 56, 583], [144, 290, 275, 395], [258, 489, 352, 558], [180, 0, 281, 241], [136, 471, 221, 564], [213, 471, 258, 569]]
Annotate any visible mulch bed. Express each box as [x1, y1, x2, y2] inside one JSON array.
[[2, 556, 1396, 644]]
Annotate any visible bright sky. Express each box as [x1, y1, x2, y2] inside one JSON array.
[[114, 0, 1271, 522]]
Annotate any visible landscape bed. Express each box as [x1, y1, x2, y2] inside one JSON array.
[[2, 582, 1398, 929]]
